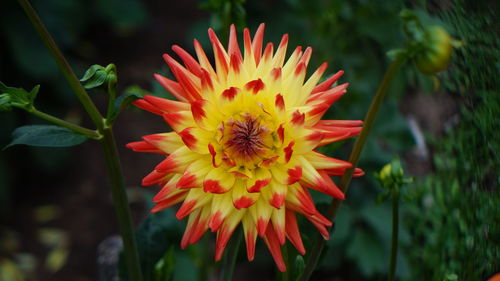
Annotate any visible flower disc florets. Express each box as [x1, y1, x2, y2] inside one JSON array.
[[127, 24, 364, 271]]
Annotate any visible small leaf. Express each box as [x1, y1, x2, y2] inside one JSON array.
[[83, 71, 107, 89], [29, 85, 40, 103], [80, 64, 117, 90], [5, 125, 89, 149], [0, 94, 12, 111], [80, 64, 102, 82], [0, 259, 24, 281], [0, 81, 40, 108], [107, 89, 144, 123], [45, 246, 69, 273]]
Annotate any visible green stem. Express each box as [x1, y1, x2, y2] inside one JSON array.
[[27, 107, 100, 139], [220, 230, 242, 281], [18, 1, 143, 280], [299, 56, 406, 281], [100, 128, 143, 281], [17, 0, 103, 130], [388, 190, 400, 281], [280, 245, 289, 281]]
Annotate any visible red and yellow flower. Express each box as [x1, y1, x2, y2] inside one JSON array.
[[127, 24, 363, 271]]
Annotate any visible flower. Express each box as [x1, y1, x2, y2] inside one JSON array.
[[127, 24, 363, 271]]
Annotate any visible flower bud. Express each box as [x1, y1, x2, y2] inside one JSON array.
[[80, 63, 117, 90], [376, 158, 411, 191], [414, 25, 453, 75]]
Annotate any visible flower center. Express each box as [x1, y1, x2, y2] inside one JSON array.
[[224, 114, 270, 164]]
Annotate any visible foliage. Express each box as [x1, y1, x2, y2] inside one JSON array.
[[404, 0, 500, 280], [5, 125, 88, 149], [405, 158, 499, 280]]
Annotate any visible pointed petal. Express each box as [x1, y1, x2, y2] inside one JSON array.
[[176, 188, 212, 219], [271, 206, 286, 245], [143, 95, 190, 113], [246, 167, 272, 193], [215, 210, 245, 261], [126, 141, 164, 154], [177, 156, 212, 189], [154, 74, 189, 102], [142, 132, 184, 154], [203, 167, 236, 194], [172, 45, 202, 77], [252, 23, 265, 65], [242, 214, 257, 261], [311, 70, 344, 95], [285, 210, 305, 255], [232, 180, 259, 209], [263, 224, 286, 272]]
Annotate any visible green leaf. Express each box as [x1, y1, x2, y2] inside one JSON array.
[[346, 230, 386, 276], [0, 94, 12, 111], [5, 125, 89, 149], [80, 65, 102, 82], [0, 81, 40, 108], [172, 251, 198, 281], [154, 246, 175, 281], [107, 87, 145, 123], [293, 255, 305, 281], [80, 64, 117, 90], [120, 209, 183, 281]]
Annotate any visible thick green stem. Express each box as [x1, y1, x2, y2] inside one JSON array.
[[220, 230, 242, 281], [17, 0, 103, 129], [299, 56, 406, 281], [388, 190, 400, 281], [27, 108, 100, 139], [100, 128, 143, 281]]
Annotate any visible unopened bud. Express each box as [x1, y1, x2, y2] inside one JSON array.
[[80, 63, 117, 90], [415, 25, 453, 75], [376, 158, 411, 191]]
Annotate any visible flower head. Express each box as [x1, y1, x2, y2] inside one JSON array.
[[127, 24, 363, 271]]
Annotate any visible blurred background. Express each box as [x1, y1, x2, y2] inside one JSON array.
[[0, 0, 498, 280]]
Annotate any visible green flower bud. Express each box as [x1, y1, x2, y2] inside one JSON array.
[[415, 25, 453, 75], [376, 158, 411, 192], [80, 63, 117, 90]]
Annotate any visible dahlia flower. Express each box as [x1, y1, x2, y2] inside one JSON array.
[[127, 24, 363, 271]]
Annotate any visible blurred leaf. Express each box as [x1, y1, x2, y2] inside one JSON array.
[[5, 125, 89, 149], [346, 230, 386, 277], [121, 209, 183, 281], [34, 205, 61, 224], [359, 203, 392, 242], [292, 255, 305, 281], [107, 88, 144, 122], [154, 246, 175, 281], [0, 94, 12, 112], [172, 251, 198, 281], [45, 246, 69, 272], [0, 259, 24, 281], [38, 228, 68, 247]]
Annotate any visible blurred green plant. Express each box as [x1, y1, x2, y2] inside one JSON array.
[[200, 0, 246, 39], [0, 0, 150, 222], [375, 158, 413, 281], [403, 1, 500, 279]]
